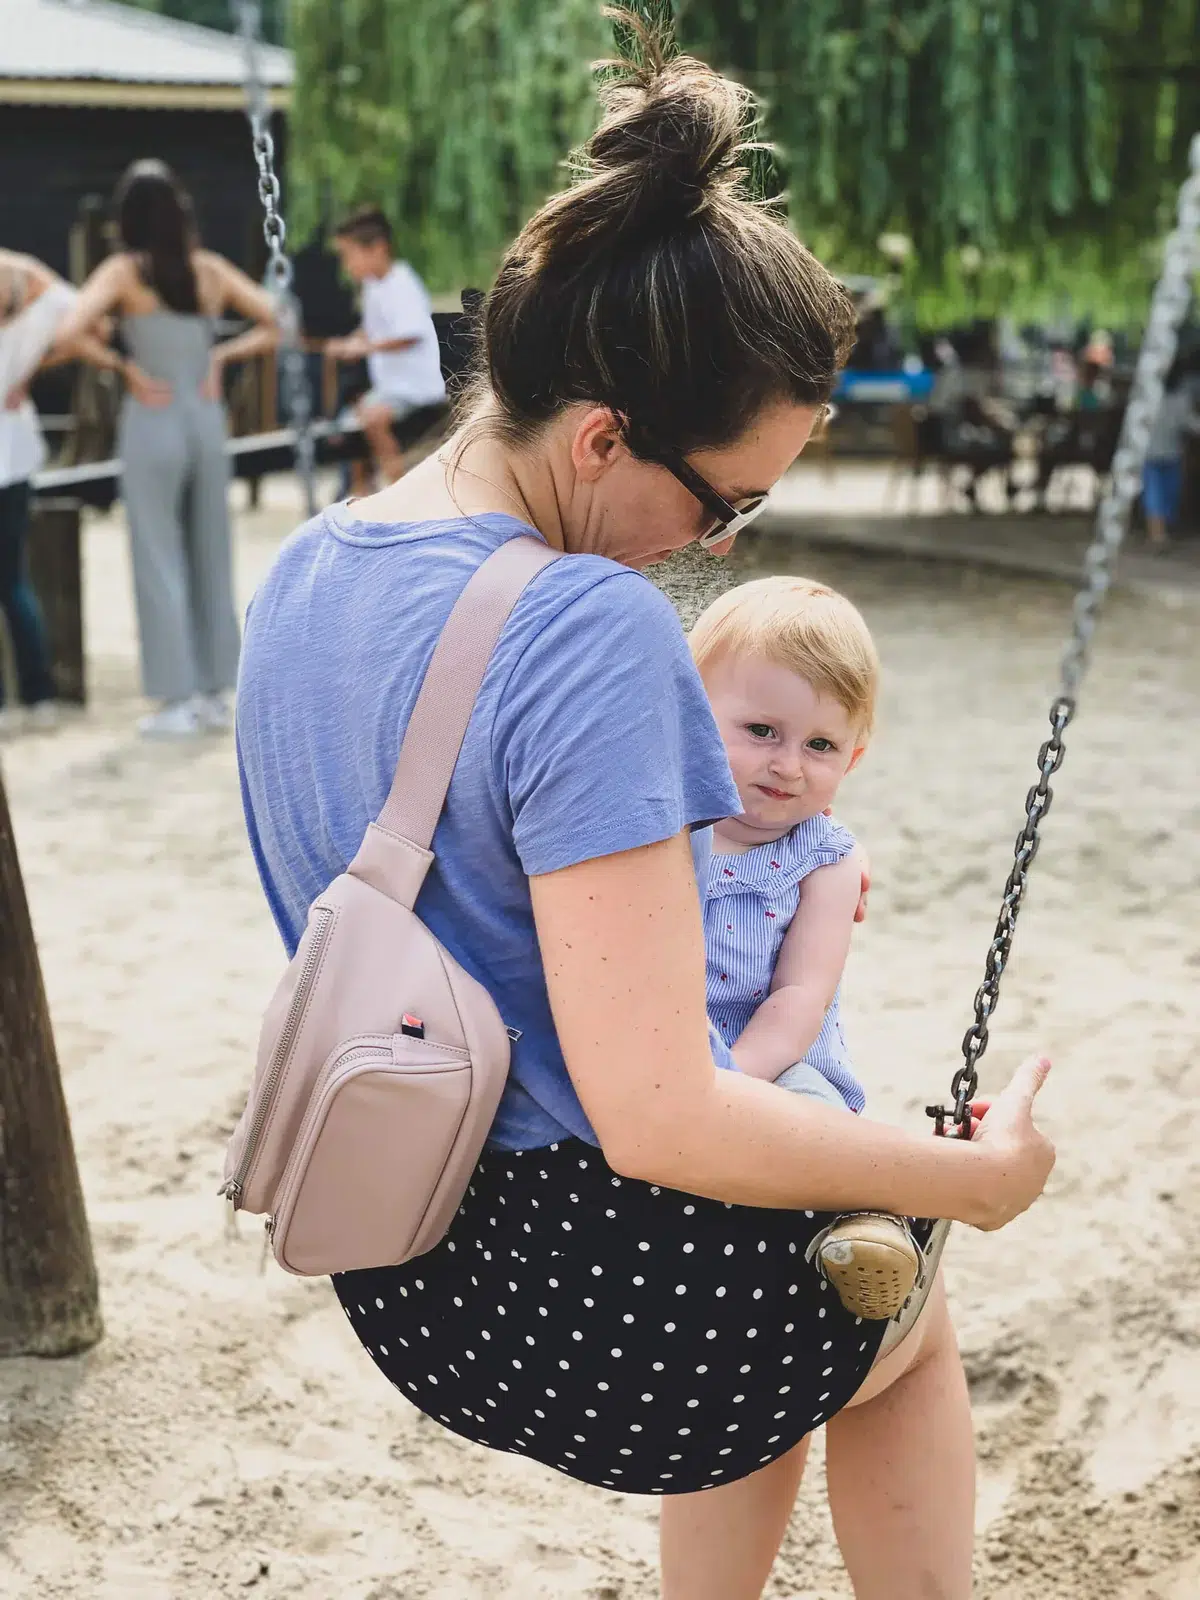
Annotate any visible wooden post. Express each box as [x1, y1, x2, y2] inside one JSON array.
[[0, 769, 102, 1357], [27, 499, 85, 706]]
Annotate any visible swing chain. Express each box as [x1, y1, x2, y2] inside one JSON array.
[[232, 0, 316, 517], [928, 130, 1200, 1140]]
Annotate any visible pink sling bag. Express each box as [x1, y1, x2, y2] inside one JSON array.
[[222, 535, 560, 1276]]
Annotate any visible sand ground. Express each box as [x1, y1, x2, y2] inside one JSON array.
[[1, 470, 1199, 1598]]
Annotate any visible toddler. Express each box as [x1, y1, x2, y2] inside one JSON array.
[[691, 576, 922, 1321]]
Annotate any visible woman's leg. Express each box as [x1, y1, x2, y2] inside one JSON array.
[[659, 1275, 970, 1600], [660, 1434, 813, 1600], [0, 480, 57, 707], [184, 407, 240, 696], [825, 1274, 974, 1599]]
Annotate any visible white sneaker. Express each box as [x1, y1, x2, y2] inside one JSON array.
[[0, 707, 25, 740], [138, 700, 203, 740], [26, 700, 60, 733], [190, 693, 233, 733]]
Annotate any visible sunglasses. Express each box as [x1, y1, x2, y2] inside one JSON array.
[[626, 426, 769, 549]]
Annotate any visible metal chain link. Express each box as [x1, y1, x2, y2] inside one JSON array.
[[232, 0, 316, 517], [929, 131, 1200, 1139]]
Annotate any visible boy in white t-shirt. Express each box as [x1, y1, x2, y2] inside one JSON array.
[[327, 208, 446, 485]]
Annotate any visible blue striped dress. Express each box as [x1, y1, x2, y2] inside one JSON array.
[[704, 813, 865, 1112]]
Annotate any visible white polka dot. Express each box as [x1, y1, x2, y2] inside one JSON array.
[[638, 1241, 651, 1252], [819, 1392, 830, 1402], [664, 1322, 676, 1333], [653, 1361, 665, 1371], [724, 1244, 734, 1256], [591, 1265, 603, 1277], [453, 1297, 463, 1308], [788, 1285, 798, 1295], [550, 1144, 559, 1151], [574, 1433, 586, 1443], [546, 1388, 557, 1398], [683, 1205, 695, 1215], [753, 1288, 763, 1300], [611, 1177, 622, 1187], [584, 1298, 594, 1308], [630, 1424, 643, 1433], [379, 1344, 389, 1356], [572, 1330, 583, 1341], [706, 1329, 717, 1340], [597, 1382, 609, 1392], [823, 1367, 833, 1376], [570, 1195, 579, 1204], [768, 1435, 781, 1444], [535, 1409, 545, 1419], [687, 1399, 699, 1408], [427, 1375, 438, 1385], [559, 1360, 570, 1370], [564, 1452, 577, 1461], [481, 1331, 491, 1341], [782, 1355, 793, 1366], [375, 1297, 385, 1308], [512, 1359, 522, 1370], [585, 1408, 597, 1418], [606, 1209, 617, 1218], [632, 1276, 645, 1286], [611, 1348, 622, 1358], [774, 1411, 786, 1420], [860, 1341, 869, 1352], [466, 1350, 476, 1360], [720, 1448, 733, 1456], [818, 1307, 826, 1319], [805, 1210, 815, 1218], [623, 1313, 635, 1325], [650, 1186, 660, 1195], [678, 1428, 691, 1436], [715, 1287, 727, 1299], [740, 1364, 751, 1374], [539, 1306, 548, 1317], [675, 1285, 687, 1296], [696, 1365, 708, 1374], [747, 1329, 758, 1339], [823, 1340, 833, 1351], [641, 1393, 654, 1402], [356, 1305, 365, 1316], [619, 1448, 632, 1456], [526, 1336, 535, 1346], [498, 1382, 508, 1391], [548, 1278, 559, 1288], [682, 1242, 695, 1254], [561, 1221, 572, 1231], [420, 1325, 430, 1337], [660, 1473, 673, 1481]]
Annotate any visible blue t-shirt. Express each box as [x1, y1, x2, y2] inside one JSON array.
[[235, 506, 742, 1151]]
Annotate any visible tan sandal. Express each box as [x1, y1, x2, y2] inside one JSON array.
[[805, 1212, 923, 1321]]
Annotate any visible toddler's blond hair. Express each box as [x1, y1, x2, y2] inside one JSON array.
[[689, 576, 879, 737]]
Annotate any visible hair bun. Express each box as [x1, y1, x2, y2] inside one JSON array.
[[589, 28, 753, 227], [519, 10, 757, 272]]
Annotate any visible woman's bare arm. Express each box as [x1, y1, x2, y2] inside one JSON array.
[[531, 830, 1054, 1228], [732, 853, 860, 1081], [204, 252, 281, 368]]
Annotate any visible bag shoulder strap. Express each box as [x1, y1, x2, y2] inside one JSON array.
[[376, 534, 560, 849]]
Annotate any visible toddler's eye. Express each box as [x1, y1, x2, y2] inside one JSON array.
[[746, 723, 775, 740], [807, 737, 835, 753]]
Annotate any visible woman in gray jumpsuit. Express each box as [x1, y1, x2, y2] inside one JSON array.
[[57, 161, 279, 738]]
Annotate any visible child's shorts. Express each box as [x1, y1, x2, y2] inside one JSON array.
[[774, 1060, 857, 1111]]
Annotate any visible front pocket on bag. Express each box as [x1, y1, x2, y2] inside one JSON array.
[[272, 1034, 473, 1277]]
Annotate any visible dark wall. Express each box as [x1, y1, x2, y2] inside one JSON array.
[[0, 102, 286, 278]]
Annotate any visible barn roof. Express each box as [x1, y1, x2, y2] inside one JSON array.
[[0, 0, 292, 109]]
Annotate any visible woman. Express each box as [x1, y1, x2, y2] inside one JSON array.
[[237, 26, 1054, 1599], [56, 160, 279, 739], [0, 249, 118, 736]]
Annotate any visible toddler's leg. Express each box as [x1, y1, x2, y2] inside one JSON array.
[[774, 1062, 923, 1322]]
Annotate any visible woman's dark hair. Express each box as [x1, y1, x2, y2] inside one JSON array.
[[115, 159, 199, 315], [471, 8, 855, 457]]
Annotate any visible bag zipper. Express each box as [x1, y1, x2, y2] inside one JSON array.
[[221, 904, 336, 1210]]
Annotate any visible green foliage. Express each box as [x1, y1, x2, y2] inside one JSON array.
[[285, 0, 1199, 318], [288, 0, 609, 289]]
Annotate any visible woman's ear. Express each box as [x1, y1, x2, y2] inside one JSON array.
[[570, 406, 627, 482]]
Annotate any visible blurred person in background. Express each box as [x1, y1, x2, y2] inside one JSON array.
[[57, 160, 279, 740], [1142, 358, 1200, 550], [325, 208, 446, 488], [0, 249, 115, 738]]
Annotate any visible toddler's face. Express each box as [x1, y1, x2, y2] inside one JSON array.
[[703, 653, 865, 844]]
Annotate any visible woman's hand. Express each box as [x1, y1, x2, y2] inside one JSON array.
[[125, 362, 172, 408], [959, 1055, 1056, 1231]]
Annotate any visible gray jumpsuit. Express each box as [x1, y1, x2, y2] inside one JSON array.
[[118, 313, 240, 704]]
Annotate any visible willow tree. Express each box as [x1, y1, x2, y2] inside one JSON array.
[[288, 0, 610, 289], [287, 0, 1199, 318]]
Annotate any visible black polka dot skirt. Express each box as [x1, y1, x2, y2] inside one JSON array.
[[333, 1138, 893, 1496]]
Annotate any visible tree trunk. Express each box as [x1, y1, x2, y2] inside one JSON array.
[[0, 769, 101, 1357]]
